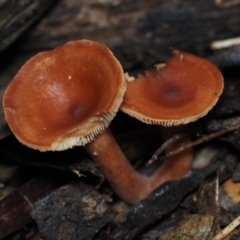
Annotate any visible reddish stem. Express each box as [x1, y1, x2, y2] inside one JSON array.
[[85, 128, 151, 205], [150, 126, 193, 190], [85, 127, 192, 205]]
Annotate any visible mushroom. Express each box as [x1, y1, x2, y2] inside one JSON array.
[[2, 42, 223, 205], [2, 40, 152, 204], [121, 49, 224, 190]]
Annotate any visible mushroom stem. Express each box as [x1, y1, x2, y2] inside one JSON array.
[[85, 128, 151, 205], [150, 126, 193, 190], [85, 126, 192, 204]]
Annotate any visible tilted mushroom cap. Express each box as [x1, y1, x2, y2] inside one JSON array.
[[121, 50, 223, 126], [3, 40, 126, 151]]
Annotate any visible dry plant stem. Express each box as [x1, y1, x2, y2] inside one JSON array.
[[211, 215, 240, 240], [150, 126, 193, 189], [146, 132, 186, 166], [162, 122, 240, 161], [85, 128, 151, 205]]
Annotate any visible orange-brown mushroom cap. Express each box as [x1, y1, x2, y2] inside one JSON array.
[[121, 50, 223, 126], [3, 40, 126, 151]]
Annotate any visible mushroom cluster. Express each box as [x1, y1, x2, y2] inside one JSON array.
[[2, 41, 223, 204]]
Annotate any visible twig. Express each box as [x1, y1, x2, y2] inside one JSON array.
[[147, 122, 240, 166], [146, 133, 186, 166], [211, 36, 240, 49], [211, 215, 240, 240]]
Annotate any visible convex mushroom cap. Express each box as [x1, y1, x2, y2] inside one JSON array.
[[3, 40, 126, 151], [121, 50, 224, 126]]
